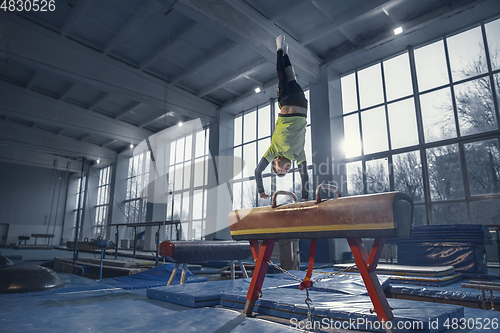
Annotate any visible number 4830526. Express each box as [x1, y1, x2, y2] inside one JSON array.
[[1, 0, 56, 12]]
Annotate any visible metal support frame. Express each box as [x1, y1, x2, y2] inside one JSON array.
[[238, 260, 249, 278], [242, 237, 393, 323], [110, 220, 180, 263], [155, 225, 161, 267], [167, 263, 181, 286], [114, 226, 119, 259], [243, 239, 276, 316], [462, 280, 500, 310], [347, 237, 393, 322]]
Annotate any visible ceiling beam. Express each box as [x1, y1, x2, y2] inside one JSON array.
[[79, 134, 91, 142], [101, 139, 117, 148], [170, 41, 236, 85], [0, 144, 82, 173], [59, 83, 77, 100], [176, 0, 320, 81], [311, 0, 334, 22], [300, 0, 397, 46], [324, 0, 489, 64], [88, 92, 109, 111], [220, 77, 278, 112], [0, 121, 116, 162], [243, 75, 263, 87], [25, 71, 41, 90], [139, 113, 167, 128], [222, 86, 241, 96], [198, 60, 267, 97], [139, 22, 198, 71], [60, 0, 91, 37], [114, 102, 142, 120], [267, 0, 309, 22], [0, 81, 152, 144], [0, 14, 218, 122], [102, 0, 157, 55], [229, 0, 321, 64]]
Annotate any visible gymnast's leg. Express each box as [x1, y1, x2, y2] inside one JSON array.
[[276, 35, 290, 107], [283, 53, 306, 98]]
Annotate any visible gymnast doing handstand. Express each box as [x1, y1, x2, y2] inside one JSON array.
[[255, 35, 309, 202]]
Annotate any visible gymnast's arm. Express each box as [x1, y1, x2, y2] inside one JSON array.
[[255, 157, 270, 199], [298, 161, 309, 201]]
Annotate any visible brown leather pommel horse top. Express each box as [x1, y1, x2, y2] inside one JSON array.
[[228, 190, 414, 325], [229, 191, 413, 240]]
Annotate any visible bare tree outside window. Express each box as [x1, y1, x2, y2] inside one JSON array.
[[393, 151, 424, 202]]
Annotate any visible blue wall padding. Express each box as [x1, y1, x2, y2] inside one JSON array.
[[388, 280, 500, 305], [398, 242, 487, 273], [409, 225, 492, 243], [388, 224, 490, 274], [221, 288, 464, 333], [147, 278, 299, 307], [164, 241, 252, 262], [101, 263, 206, 289], [387, 225, 492, 244]]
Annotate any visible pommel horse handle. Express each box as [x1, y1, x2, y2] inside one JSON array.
[[315, 182, 340, 204], [271, 190, 297, 208]]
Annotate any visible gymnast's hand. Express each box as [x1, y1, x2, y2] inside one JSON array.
[[259, 192, 270, 199], [302, 199, 308, 202]]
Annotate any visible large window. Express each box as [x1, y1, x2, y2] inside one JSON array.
[[167, 128, 210, 240], [124, 152, 150, 238], [232, 95, 313, 209], [72, 175, 86, 240], [94, 166, 111, 239], [341, 18, 500, 226]]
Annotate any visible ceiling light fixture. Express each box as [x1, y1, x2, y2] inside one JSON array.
[[130, 143, 134, 149], [255, 87, 261, 93], [96, 159, 100, 164], [394, 26, 403, 35], [178, 122, 183, 127]]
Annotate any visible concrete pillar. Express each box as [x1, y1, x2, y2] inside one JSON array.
[[206, 111, 235, 240], [109, 152, 131, 241], [308, 64, 349, 262], [309, 64, 345, 195]]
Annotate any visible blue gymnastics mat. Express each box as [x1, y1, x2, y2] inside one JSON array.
[[388, 280, 500, 305], [147, 277, 299, 307], [270, 269, 391, 295], [146, 272, 390, 307], [101, 263, 207, 289], [221, 288, 464, 333], [159, 307, 301, 332]]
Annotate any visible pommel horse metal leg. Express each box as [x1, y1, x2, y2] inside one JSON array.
[[243, 239, 275, 316], [347, 238, 393, 322]]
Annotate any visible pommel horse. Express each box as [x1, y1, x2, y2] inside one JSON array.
[[228, 184, 413, 325]]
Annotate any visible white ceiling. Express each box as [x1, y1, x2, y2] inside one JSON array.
[[0, 0, 499, 171]]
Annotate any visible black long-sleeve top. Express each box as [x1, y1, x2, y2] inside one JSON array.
[[254, 157, 309, 200]]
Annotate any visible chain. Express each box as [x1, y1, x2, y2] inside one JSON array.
[[267, 260, 359, 332], [268, 260, 303, 283], [304, 288, 313, 327]]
